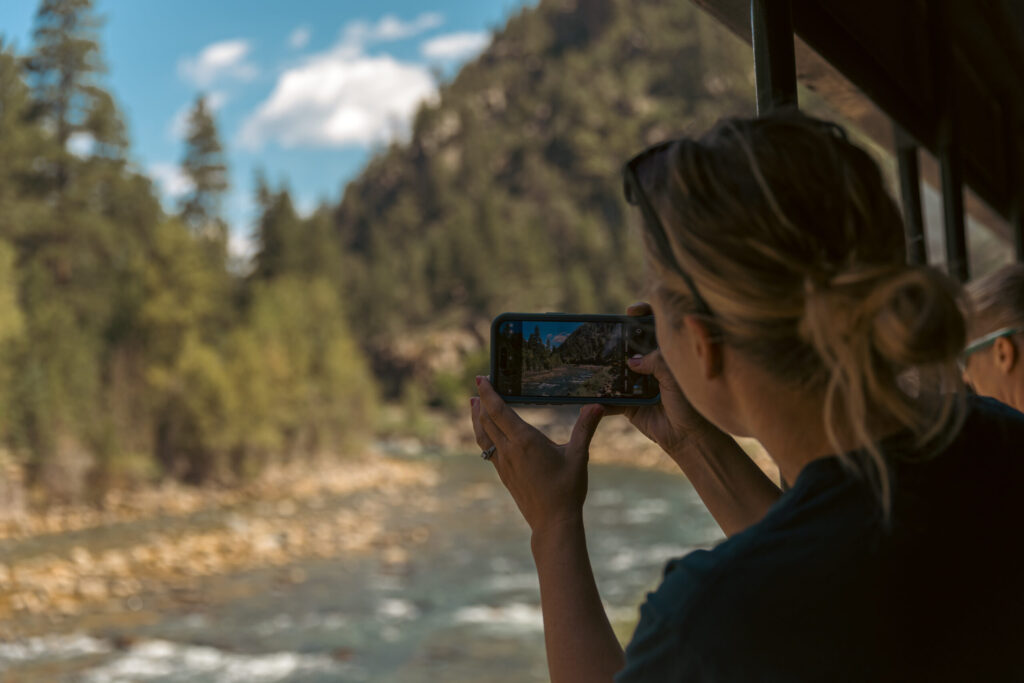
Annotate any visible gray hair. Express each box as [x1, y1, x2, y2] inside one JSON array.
[[965, 264, 1024, 337]]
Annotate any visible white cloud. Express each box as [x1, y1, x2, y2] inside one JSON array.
[[149, 162, 194, 199], [178, 39, 258, 88], [421, 31, 489, 60], [289, 26, 311, 49], [340, 12, 443, 51], [239, 55, 435, 149], [206, 90, 228, 111], [239, 15, 445, 150]]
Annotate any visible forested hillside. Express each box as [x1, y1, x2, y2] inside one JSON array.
[[0, 0, 753, 503], [333, 0, 753, 383], [0, 1, 376, 502]]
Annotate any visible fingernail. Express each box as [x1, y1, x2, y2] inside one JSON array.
[[628, 356, 641, 366], [470, 397, 477, 408], [475, 376, 482, 386]]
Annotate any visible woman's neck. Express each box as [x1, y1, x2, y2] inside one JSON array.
[[726, 361, 838, 487]]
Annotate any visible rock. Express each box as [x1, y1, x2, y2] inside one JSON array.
[[112, 633, 139, 650], [331, 647, 356, 662], [101, 549, 130, 577], [71, 546, 92, 568], [77, 576, 108, 602], [381, 545, 409, 567], [111, 577, 140, 598], [20, 591, 45, 614]]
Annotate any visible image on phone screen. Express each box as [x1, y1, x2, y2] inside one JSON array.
[[493, 317, 658, 402]]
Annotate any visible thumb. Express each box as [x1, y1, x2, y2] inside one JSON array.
[[568, 404, 605, 458], [628, 349, 671, 383]]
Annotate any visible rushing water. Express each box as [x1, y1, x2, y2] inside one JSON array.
[[0, 456, 724, 682]]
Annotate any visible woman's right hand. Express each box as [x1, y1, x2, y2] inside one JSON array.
[[609, 302, 724, 457]]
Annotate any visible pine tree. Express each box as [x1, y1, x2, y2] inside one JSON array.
[[0, 43, 47, 243], [252, 175, 301, 280], [26, 0, 125, 189], [253, 175, 346, 281], [180, 94, 229, 241]]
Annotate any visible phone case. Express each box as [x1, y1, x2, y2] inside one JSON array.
[[489, 312, 661, 406]]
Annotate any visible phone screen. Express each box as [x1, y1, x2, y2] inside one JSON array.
[[493, 315, 659, 402]]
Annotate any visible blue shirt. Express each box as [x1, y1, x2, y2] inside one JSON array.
[[616, 396, 1024, 682]]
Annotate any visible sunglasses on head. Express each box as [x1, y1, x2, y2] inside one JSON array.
[[622, 141, 714, 319]]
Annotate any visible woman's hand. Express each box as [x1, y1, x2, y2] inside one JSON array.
[[472, 381, 625, 683], [471, 376, 604, 537], [607, 302, 723, 458]]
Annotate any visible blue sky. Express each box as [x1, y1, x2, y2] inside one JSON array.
[[0, 0, 532, 257], [527, 322, 584, 348]]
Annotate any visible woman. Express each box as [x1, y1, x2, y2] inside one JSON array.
[[961, 263, 1024, 411], [470, 112, 1024, 681]]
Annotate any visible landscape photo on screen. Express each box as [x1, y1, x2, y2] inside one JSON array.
[[518, 321, 646, 398]]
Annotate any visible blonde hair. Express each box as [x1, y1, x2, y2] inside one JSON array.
[[965, 264, 1024, 338], [634, 112, 966, 519]]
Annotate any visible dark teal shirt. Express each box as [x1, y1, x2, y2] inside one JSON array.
[[616, 396, 1024, 682]]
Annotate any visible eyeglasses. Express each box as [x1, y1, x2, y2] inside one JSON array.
[[622, 141, 713, 318], [957, 326, 1024, 372]]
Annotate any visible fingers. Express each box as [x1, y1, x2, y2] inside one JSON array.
[[480, 409, 515, 487], [567, 404, 605, 459], [629, 347, 675, 383], [472, 397, 516, 491], [625, 301, 661, 385], [476, 376, 530, 439], [470, 397, 493, 450], [626, 301, 653, 317], [479, 407, 512, 453], [627, 348, 659, 376]]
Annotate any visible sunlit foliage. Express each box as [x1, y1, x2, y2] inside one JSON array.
[[0, 1, 377, 500]]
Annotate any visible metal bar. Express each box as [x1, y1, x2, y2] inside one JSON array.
[[940, 144, 969, 282], [895, 125, 927, 265], [751, 0, 797, 114], [1014, 200, 1024, 263], [1012, 137, 1024, 262], [929, 1, 968, 282]]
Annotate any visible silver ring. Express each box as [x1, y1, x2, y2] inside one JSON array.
[[481, 446, 497, 460]]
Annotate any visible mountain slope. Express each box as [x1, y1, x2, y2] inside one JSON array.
[[331, 0, 753, 389]]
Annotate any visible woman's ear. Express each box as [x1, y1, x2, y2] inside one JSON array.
[[994, 336, 1018, 374], [681, 315, 723, 379]]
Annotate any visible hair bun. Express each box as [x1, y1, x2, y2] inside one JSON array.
[[866, 266, 964, 367], [799, 264, 965, 369]]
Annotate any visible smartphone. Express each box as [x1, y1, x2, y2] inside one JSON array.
[[490, 313, 660, 405]]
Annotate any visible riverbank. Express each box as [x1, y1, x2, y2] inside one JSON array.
[[0, 455, 439, 641], [1, 456, 727, 682], [378, 403, 779, 480], [0, 406, 776, 644]]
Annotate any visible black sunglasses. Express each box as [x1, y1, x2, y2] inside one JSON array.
[[622, 141, 714, 318]]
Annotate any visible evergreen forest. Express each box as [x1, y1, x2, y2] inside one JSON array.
[[0, 0, 754, 503]]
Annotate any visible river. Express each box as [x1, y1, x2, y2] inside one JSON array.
[[0, 455, 724, 682]]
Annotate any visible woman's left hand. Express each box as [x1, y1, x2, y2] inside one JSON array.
[[471, 376, 605, 537]]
